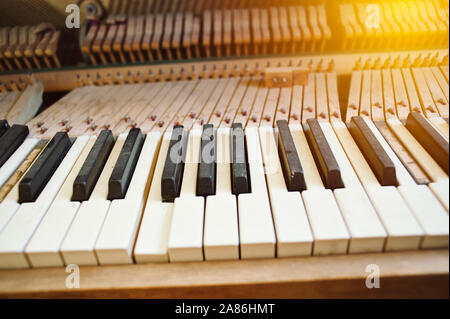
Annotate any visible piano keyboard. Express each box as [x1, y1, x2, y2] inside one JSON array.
[[0, 52, 448, 269]]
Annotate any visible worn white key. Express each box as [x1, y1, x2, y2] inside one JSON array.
[[429, 180, 449, 212], [332, 121, 425, 251], [259, 127, 313, 257], [168, 127, 205, 262], [321, 122, 388, 253], [134, 133, 173, 263], [0, 138, 39, 188], [25, 137, 97, 268], [203, 128, 239, 260], [363, 119, 448, 248], [95, 132, 161, 265], [238, 127, 276, 259], [60, 134, 127, 266], [0, 136, 89, 269], [290, 124, 350, 255]]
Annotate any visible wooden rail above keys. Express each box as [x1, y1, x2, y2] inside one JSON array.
[[0, 249, 447, 298], [1, 49, 447, 92]]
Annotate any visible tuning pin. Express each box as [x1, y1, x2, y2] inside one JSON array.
[[402, 54, 412, 68], [89, 124, 98, 131], [413, 54, 423, 67], [189, 112, 196, 119], [222, 64, 229, 78], [148, 70, 155, 83], [64, 125, 73, 133], [104, 73, 113, 85], [8, 81, 18, 91], [157, 120, 164, 128], [331, 111, 340, 119], [191, 66, 198, 80], [349, 103, 357, 110], [279, 108, 286, 114], [179, 67, 186, 81], [305, 106, 313, 113], [307, 59, 314, 71], [327, 59, 335, 72], [440, 53, 449, 66], [60, 119, 68, 126], [242, 63, 250, 76], [354, 57, 362, 70], [102, 124, 111, 130], [0, 81, 6, 93], [157, 69, 164, 82], [318, 112, 327, 119], [361, 110, 369, 116], [123, 115, 131, 122], [85, 73, 93, 86], [27, 73, 37, 85], [291, 113, 299, 121], [129, 122, 137, 129], [250, 116, 257, 123], [169, 69, 176, 81], [373, 57, 382, 69], [224, 117, 231, 124], [232, 64, 240, 77], [382, 56, 392, 69], [215, 111, 221, 118], [264, 115, 271, 122], [94, 73, 103, 86], [316, 59, 324, 72], [115, 72, 124, 85], [421, 53, 432, 67], [253, 63, 261, 76], [393, 55, 402, 68], [211, 65, 218, 79], [36, 121, 44, 128], [430, 52, 440, 66], [241, 110, 247, 116], [150, 115, 157, 121], [363, 58, 372, 70], [136, 71, 144, 83], [39, 127, 48, 134], [17, 78, 26, 91], [387, 107, 395, 115]]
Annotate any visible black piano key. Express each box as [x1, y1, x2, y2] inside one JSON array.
[[276, 120, 306, 191], [348, 116, 397, 186], [72, 130, 115, 201], [405, 112, 449, 174], [231, 123, 251, 195], [197, 124, 216, 197], [0, 120, 9, 138], [0, 124, 29, 168], [18, 132, 72, 203], [161, 125, 188, 202], [304, 119, 345, 190], [108, 128, 144, 200]]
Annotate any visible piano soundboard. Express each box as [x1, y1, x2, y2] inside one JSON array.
[[0, 0, 448, 298]]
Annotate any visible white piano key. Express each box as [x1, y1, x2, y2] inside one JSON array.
[[362, 120, 448, 248], [134, 133, 173, 263], [331, 121, 425, 251], [259, 127, 313, 257], [386, 118, 447, 183], [0, 138, 39, 188], [25, 137, 97, 268], [60, 134, 127, 266], [203, 128, 239, 261], [398, 185, 449, 249], [0, 136, 90, 269], [238, 127, 276, 259], [289, 124, 350, 255], [95, 132, 161, 265], [168, 127, 205, 262], [429, 180, 449, 212]]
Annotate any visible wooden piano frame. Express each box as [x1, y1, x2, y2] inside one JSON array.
[[0, 249, 447, 298]]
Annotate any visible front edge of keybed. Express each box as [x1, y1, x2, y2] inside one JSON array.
[[0, 249, 447, 298]]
